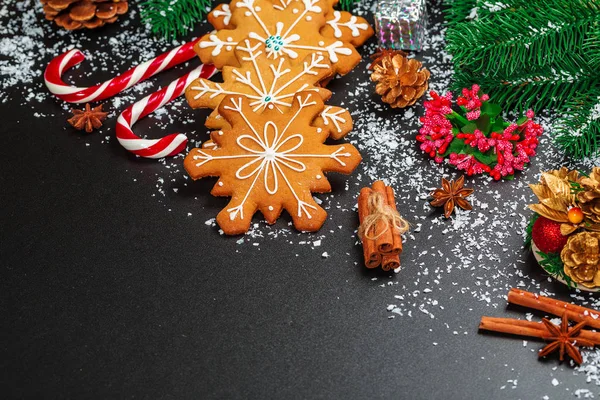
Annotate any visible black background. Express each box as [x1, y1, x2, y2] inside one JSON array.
[[2, 1, 598, 399]]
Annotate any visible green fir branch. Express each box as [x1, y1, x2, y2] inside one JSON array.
[[524, 213, 539, 249], [554, 90, 600, 159], [443, 0, 477, 26], [452, 69, 599, 112], [338, 0, 359, 11], [446, 4, 600, 77], [140, 0, 212, 39], [537, 250, 575, 289], [583, 18, 600, 72]]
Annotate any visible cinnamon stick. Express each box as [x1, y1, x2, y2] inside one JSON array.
[[385, 185, 402, 256], [371, 180, 394, 254], [381, 254, 400, 271], [507, 288, 600, 330], [358, 188, 381, 268], [479, 316, 600, 344]]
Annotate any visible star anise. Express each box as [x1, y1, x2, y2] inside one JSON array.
[[539, 314, 594, 365], [430, 175, 474, 218], [67, 103, 108, 133], [369, 48, 407, 70]]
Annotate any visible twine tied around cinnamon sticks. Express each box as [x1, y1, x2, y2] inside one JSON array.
[[358, 181, 409, 271]]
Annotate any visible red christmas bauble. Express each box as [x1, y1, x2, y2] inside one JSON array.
[[531, 216, 568, 254]]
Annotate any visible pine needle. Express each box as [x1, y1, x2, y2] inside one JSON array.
[[140, 0, 212, 39], [338, 0, 359, 11]]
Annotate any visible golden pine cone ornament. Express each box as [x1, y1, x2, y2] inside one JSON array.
[[561, 231, 600, 288], [578, 167, 600, 225], [370, 50, 430, 109], [40, 0, 129, 30]]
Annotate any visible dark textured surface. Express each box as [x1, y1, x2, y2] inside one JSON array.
[[2, 1, 599, 399]]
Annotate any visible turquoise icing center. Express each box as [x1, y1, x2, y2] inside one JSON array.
[[265, 35, 284, 52]]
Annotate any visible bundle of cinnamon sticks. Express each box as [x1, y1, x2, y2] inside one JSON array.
[[357, 181, 408, 271]]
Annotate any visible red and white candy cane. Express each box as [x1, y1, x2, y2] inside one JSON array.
[[44, 39, 199, 103], [116, 63, 217, 159]]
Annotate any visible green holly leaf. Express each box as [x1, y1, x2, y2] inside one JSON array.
[[461, 122, 477, 134], [473, 150, 497, 166], [481, 102, 502, 118], [442, 139, 466, 157], [517, 116, 528, 125], [476, 114, 491, 134], [490, 119, 506, 134]]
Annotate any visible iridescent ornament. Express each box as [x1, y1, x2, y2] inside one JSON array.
[[374, 0, 427, 52]]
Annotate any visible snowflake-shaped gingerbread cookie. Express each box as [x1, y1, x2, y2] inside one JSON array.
[[185, 39, 352, 139], [184, 91, 362, 235], [197, 0, 373, 76]]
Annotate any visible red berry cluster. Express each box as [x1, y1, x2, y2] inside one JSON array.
[[416, 85, 543, 180]]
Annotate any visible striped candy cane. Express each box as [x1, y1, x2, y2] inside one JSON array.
[[116, 64, 218, 159], [44, 39, 199, 104]]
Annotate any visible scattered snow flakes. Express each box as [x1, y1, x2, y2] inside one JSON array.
[[575, 388, 594, 399], [552, 378, 560, 387], [321, 252, 329, 258], [507, 379, 518, 389]]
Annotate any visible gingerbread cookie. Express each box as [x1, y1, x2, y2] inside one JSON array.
[[186, 39, 353, 139], [186, 39, 333, 126], [208, 104, 353, 142], [184, 91, 362, 235], [197, 0, 373, 77]]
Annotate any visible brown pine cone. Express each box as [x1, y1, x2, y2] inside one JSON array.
[[578, 167, 600, 225], [370, 50, 430, 109], [561, 231, 600, 288], [40, 0, 128, 30]]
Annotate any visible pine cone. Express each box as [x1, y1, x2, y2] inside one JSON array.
[[578, 167, 600, 225], [40, 0, 128, 30], [561, 231, 600, 288], [370, 51, 430, 109]]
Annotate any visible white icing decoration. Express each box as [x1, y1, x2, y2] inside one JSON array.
[[212, 5, 232, 26], [218, 131, 224, 135], [320, 106, 347, 133], [192, 94, 353, 221], [306, 16, 312, 21], [218, 181, 224, 186], [273, 0, 292, 10], [316, 127, 322, 133], [316, 174, 322, 179], [189, 40, 329, 112], [326, 11, 369, 38], [268, 205, 274, 211]]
